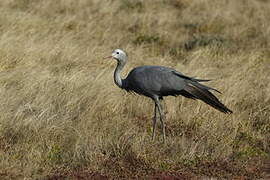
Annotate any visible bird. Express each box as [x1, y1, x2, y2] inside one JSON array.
[[104, 49, 232, 142]]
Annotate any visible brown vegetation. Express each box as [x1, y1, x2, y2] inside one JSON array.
[[0, 0, 269, 179]]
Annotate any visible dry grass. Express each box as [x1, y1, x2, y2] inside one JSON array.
[[0, 0, 269, 179]]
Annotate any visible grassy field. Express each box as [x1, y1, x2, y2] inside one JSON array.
[[0, 0, 269, 179]]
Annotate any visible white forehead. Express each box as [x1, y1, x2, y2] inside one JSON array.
[[113, 49, 125, 55]]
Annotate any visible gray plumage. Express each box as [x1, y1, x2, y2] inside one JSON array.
[[105, 49, 232, 142]]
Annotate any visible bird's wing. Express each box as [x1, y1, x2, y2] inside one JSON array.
[[172, 71, 210, 81], [172, 71, 221, 93]]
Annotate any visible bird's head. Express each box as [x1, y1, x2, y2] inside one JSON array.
[[104, 49, 127, 64]]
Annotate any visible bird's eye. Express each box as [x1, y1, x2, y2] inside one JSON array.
[[116, 52, 119, 54]]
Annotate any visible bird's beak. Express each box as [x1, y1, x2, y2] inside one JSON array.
[[103, 56, 112, 59]]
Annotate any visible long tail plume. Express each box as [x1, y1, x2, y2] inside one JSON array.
[[184, 83, 232, 113]]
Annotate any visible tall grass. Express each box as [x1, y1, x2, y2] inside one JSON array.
[[0, 0, 269, 179]]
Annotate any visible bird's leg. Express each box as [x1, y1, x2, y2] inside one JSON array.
[[155, 99, 166, 143], [152, 104, 157, 141]]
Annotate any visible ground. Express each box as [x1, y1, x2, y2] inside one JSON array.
[[0, 0, 269, 179]]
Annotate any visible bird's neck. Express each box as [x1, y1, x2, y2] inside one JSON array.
[[114, 61, 125, 88]]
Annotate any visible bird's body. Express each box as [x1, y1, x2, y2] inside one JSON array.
[[122, 65, 231, 113], [123, 66, 186, 98], [105, 49, 232, 142]]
